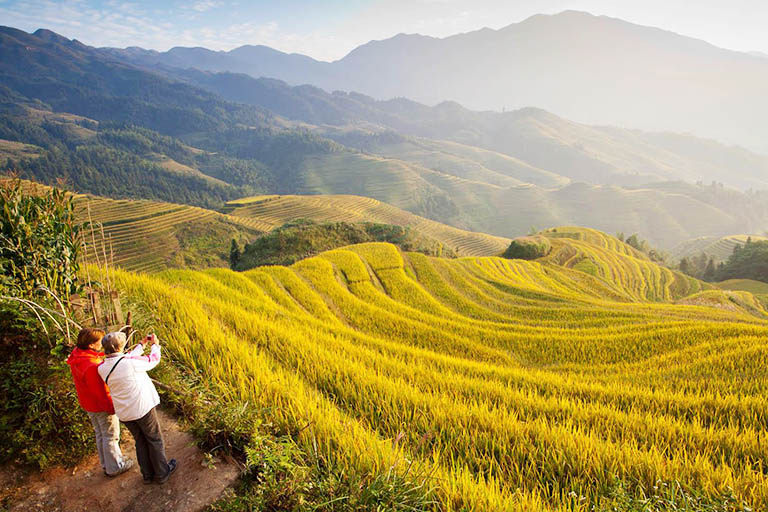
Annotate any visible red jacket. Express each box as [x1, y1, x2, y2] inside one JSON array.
[[66, 348, 115, 414]]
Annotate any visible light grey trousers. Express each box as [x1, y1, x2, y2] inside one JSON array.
[[87, 411, 126, 475]]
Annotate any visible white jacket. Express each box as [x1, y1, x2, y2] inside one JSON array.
[[98, 344, 161, 422]]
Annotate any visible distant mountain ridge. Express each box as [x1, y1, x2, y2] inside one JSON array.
[[105, 10, 768, 153], [3, 25, 768, 249], [168, 69, 768, 191]]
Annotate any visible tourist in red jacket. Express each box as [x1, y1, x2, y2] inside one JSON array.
[[67, 328, 133, 476]]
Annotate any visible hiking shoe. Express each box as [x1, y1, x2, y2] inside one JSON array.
[[155, 459, 177, 484], [143, 475, 154, 485], [106, 458, 134, 477]]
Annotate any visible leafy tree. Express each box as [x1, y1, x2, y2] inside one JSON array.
[[229, 238, 242, 269]]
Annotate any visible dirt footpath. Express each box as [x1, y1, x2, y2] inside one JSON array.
[[1, 409, 240, 512]]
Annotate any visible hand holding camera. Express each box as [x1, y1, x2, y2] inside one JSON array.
[[143, 333, 159, 346]]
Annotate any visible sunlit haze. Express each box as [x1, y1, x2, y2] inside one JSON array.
[[1, 0, 767, 60]]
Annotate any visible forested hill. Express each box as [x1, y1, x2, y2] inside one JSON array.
[[0, 25, 340, 206]]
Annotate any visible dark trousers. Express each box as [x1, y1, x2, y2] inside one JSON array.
[[123, 407, 169, 480]]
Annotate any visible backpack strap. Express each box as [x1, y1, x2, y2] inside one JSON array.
[[104, 356, 126, 386]]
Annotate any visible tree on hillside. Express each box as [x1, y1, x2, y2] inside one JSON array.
[[678, 252, 716, 280], [625, 234, 649, 253], [229, 239, 241, 269], [702, 257, 717, 282], [678, 257, 691, 276]]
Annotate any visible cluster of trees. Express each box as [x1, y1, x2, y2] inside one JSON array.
[[677, 253, 719, 282], [0, 108, 345, 207], [10, 145, 240, 209], [1, 115, 272, 208], [713, 238, 768, 283]]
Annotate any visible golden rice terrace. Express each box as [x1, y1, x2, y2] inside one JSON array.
[[110, 227, 768, 511]]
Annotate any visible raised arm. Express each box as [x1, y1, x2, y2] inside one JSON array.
[[127, 335, 161, 372]]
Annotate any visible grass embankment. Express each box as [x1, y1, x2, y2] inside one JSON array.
[[717, 279, 768, 295], [107, 229, 766, 511]]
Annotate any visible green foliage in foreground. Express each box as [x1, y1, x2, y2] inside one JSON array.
[[234, 220, 452, 270], [0, 178, 80, 297], [0, 180, 91, 469]]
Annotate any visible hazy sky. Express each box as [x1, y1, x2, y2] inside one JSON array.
[[1, 0, 766, 60]]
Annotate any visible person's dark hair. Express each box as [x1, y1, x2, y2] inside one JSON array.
[[76, 328, 105, 350]]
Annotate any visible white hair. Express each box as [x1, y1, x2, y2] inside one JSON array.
[[102, 331, 127, 354]]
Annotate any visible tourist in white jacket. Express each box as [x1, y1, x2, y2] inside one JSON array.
[[98, 331, 177, 484]]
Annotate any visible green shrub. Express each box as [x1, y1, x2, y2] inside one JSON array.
[[0, 179, 92, 469], [209, 440, 440, 512], [502, 236, 551, 260]]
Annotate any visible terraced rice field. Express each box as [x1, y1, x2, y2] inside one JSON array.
[[111, 229, 768, 511], [540, 227, 710, 301], [76, 195, 260, 273], [223, 194, 510, 256]]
